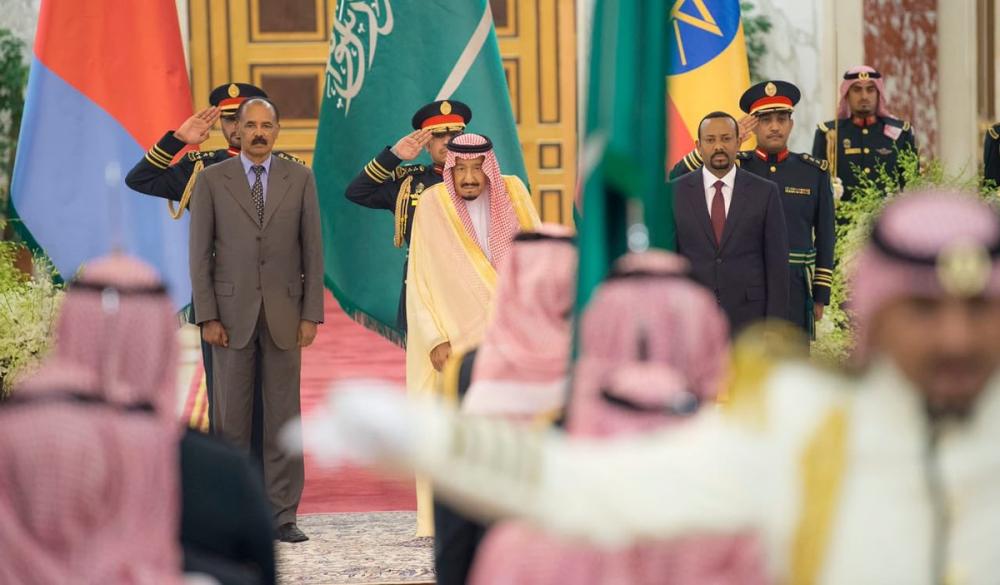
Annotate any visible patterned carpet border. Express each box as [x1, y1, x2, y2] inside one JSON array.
[[276, 512, 434, 585]]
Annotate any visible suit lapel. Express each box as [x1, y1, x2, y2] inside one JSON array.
[[682, 173, 718, 248], [223, 159, 262, 226], [261, 156, 292, 230], [719, 169, 749, 251]]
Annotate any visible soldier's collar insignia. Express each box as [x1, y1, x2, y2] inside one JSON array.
[[764, 82, 777, 97], [440, 101, 452, 115], [227, 84, 240, 98], [937, 242, 992, 297]]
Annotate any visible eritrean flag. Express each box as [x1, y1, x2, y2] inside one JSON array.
[[11, 0, 193, 308], [667, 0, 752, 167]]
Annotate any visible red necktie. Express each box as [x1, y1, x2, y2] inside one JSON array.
[[711, 180, 726, 245]]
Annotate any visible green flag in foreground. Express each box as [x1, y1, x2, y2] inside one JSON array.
[[313, 1, 525, 346], [576, 1, 674, 314]]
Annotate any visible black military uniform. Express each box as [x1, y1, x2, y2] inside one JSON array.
[[810, 70, 916, 203], [984, 123, 1000, 188], [344, 100, 472, 332], [126, 83, 303, 207], [669, 81, 835, 337], [124, 83, 301, 451]]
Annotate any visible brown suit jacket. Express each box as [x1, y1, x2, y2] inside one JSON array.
[[189, 155, 324, 350]]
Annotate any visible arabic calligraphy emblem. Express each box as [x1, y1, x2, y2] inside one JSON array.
[[325, 1, 394, 115]]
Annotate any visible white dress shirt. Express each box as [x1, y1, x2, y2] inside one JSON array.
[[464, 190, 491, 260], [701, 164, 736, 215]]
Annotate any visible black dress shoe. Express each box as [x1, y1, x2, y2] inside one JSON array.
[[276, 522, 309, 543]]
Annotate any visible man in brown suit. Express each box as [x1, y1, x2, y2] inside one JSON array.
[[189, 97, 324, 543]]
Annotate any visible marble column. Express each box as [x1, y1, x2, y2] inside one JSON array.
[[742, 0, 865, 153], [863, 0, 939, 157], [936, 0, 978, 179], [747, 0, 830, 152]]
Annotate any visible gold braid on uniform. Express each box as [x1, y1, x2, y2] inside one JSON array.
[[822, 124, 838, 179], [276, 151, 306, 165], [169, 159, 205, 220], [394, 176, 414, 248]]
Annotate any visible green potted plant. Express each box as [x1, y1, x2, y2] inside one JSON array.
[[813, 150, 998, 362], [0, 235, 62, 398]]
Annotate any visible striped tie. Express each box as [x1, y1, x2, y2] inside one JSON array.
[[250, 165, 265, 225]]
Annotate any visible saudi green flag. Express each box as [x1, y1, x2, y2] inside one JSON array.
[[313, 1, 526, 346], [576, 0, 674, 312]]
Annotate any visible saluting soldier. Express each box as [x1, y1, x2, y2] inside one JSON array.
[[669, 81, 835, 338], [811, 65, 916, 203], [984, 123, 1000, 188], [344, 100, 472, 333], [126, 83, 304, 212]]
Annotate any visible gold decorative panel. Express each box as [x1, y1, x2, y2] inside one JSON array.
[[494, 0, 577, 224], [254, 0, 322, 36], [188, 0, 577, 222]]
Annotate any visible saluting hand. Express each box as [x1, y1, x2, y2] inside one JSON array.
[[174, 107, 221, 145], [391, 129, 433, 161], [737, 115, 758, 145]]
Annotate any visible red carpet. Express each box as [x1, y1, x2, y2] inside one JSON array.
[[298, 290, 415, 514], [183, 290, 415, 513]]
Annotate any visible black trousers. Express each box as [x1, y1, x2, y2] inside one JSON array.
[[433, 499, 487, 585]]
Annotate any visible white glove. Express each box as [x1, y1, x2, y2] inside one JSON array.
[[281, 379, 418, 467], [832, 177, 844, 202]]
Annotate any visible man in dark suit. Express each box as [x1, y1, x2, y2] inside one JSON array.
[[670, 111, 790, 334], [189, 97, 324, 543]]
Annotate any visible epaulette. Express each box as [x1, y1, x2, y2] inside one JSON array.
[[736, 151, 753, 161], [680, 150, 703, 171], [185, 150, 218, 163], [883, 117, 910, 132], [275, 151, 306, 165], [798, 152, 829, 172], [394, 164, 427, 180], [816, 121, 833, 134], [988, 124, 1000, 141]]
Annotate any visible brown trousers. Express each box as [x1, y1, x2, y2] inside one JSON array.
[[212, 305, 303, 527]]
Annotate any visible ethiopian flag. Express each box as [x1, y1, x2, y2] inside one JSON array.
[[667, 0, 751, 167], [313, 1, 525, 346]]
